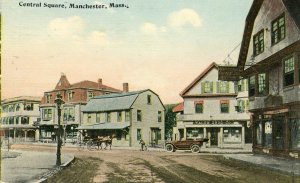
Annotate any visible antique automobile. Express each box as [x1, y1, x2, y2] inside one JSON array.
[[165, 138, 209, 153]]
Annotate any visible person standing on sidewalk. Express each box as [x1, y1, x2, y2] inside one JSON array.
[[139, 139, 146, 151]]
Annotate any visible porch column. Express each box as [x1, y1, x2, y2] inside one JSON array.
[[24, 130, 27, 142], [242, 126, 245, 148], [183, 128, 187, 140], [203, 128, 207, 148], [13, 129, 16, 142], [219, 127, 223, 148], [35, 129, 40, 142]]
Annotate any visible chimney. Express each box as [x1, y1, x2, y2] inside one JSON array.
[[98, 78, 102, 88], [123, 83, 129, 93]]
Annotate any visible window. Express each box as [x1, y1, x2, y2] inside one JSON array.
[[125, 110, 130, 121], [237, 80, 245, 92], [263, 118, 272, 148], [253, 30, 264, 56], [237, 100, 245, 113], [137, 129, 142, 141], [43, 109, 52, 120], [258, 73, 267, 95], [255, 120, 262, 145], [290, 119, 300, 150], [137, 110, 142, 122], [220, 100, 229, 113], [46, 94, 52, 103], [147, 95, 151, 104], [106, 112, 111, 122], [249, 76, 256, 97], [87, 114, 92, 123], [96, 113, 100, 123], [158, 111, 162, 122], [201, 81, 213, 93], [15, 104, 20, 111], [87, 91, 94, 100], [194, 101, 203, 113], [117, 111, 122, 122], [63, 107, 75, 121], [218, 81, 229, 93], [284, 56, 294, 86], [223, 128, 242, 143], [186, 128, 204, 139], [21, 117, 29, 125], [271, 14, 285, 45], [67, 91, 74, 101]]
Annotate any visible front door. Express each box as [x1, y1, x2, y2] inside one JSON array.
[[179, 129, 184, 140], [209, 128, 218, 146]]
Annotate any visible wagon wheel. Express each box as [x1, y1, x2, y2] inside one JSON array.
[[191, 145, 201, 153], [165, 144, 175, 152]]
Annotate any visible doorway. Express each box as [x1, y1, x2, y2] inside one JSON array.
[[209, 128, 219, 146]]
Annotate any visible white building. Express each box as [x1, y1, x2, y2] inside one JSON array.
[[173, 62, 251, 148], [1, 96, 41, 142], [79, 89, 165, 147]]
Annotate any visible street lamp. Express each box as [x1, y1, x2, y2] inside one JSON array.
[[54, 93, 65, 166]]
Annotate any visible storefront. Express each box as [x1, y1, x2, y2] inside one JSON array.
[[252, 105, 300, 158], [179, 120, 247, 148]]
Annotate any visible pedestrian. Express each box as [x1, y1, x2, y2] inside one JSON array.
[[139, 139, 145, 151]]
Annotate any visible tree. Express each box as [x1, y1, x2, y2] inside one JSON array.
[[164, 104, 177, 141]]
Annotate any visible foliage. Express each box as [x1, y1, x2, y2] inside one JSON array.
[[164, 104, 178, 140]]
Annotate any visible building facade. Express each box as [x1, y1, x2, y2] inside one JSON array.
[[79, 89, 165, 147], [173, 63, 250, 148], [220, 0, 300, 158], [38, 73, 122, 142], [1, 96, 41, 142]]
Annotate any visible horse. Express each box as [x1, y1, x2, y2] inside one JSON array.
[[102, 136, 112, 150]]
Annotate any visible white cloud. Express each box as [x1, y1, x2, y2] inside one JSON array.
[[168, 9, 202, 28], [140, 22, 158, 34], [88, 31, 109, 45], [48, 16, 84, 36]]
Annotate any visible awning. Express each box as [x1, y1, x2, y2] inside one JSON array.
[[77, 122, 130, 130]]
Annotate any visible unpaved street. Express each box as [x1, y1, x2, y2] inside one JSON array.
[[11, 144, 300, 183]]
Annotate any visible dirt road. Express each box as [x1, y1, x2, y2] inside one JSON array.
[[12, 144, 300, 183]]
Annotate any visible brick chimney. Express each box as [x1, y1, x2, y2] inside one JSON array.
[[123, 83, 129, 93], [98, 78, 102, 88]]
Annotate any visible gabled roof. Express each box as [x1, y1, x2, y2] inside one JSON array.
[[82, 89, 164, 112], [237, 0, 300, 71], [180, 62, 218, 96], [2, 96, 42, 104]]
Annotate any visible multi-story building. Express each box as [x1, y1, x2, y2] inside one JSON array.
[[38, 73, 121, 142], [1, 96, 41, 142], [219, 0, 300, 158], [79, 89, 165, 147], [173, 62, 251, 149]]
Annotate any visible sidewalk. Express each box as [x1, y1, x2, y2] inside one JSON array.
[[1, 150, 74, 183], [224, 154, 300, 176]]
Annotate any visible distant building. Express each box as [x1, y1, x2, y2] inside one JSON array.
[[219, 0, 300, 158], [1, 96, 41, 142], [38, 73, 122, 142], [79, 89, 165, 147], [173, 62, 251, 148]]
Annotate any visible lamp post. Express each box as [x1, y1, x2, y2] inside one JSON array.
[[54, 93, 65, 166]]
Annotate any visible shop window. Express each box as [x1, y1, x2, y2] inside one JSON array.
[[96, 113, 101, 123], [157, 111, 162, 122], [258, 73, 267, 95], [253, 30, 264, 56], [271, 14, 285, 45], [63, 107, 75, 121], [255, 120, 262, 145], [43, 108, 52, 120], [220, 100, 229, 113], [274, 117, 285, 150], [186, 128, 204, 139], [283, 56, 294, 87], [290, 119, 300, 150], [263, 117, 272, 148], [195, 101, 203, 113], [137, 110, 142, 122], [249, 75, 255, 97], [117, 111, 122, 122], [125, 110, 131, 121], [137, 129, 142, 141], [218, 81, 229, 93], [201, 81, 213, 94], [223, 127, 242, 143]]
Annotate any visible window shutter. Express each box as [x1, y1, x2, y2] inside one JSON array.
[[227, 82, 230, 93], [217, 82, 220, 93], [211, 82, 214, 93], [201, 82, 205, 93]]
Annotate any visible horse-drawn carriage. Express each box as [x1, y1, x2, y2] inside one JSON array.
[[77, 136, 112, 151]]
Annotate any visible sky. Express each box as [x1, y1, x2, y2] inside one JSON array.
[[1, 0, 253, 104]]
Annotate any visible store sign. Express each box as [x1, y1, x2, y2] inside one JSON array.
[[218, 66, 240, 81], [192, 120, 236, 125]]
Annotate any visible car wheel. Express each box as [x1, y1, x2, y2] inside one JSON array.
[[165, 144, 175, 152], [191, 145, 200, 153]]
